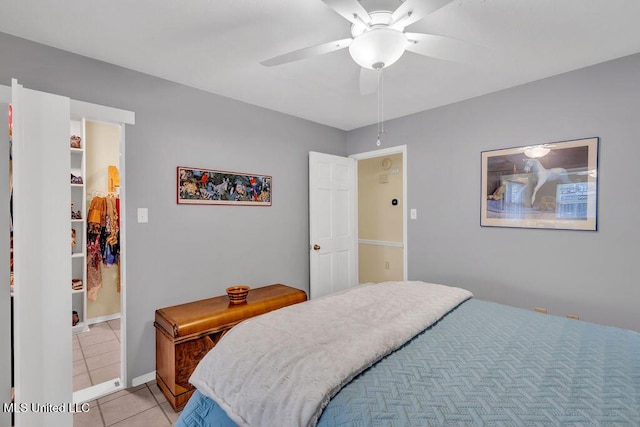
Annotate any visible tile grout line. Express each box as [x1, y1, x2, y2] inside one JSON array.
[[74, 320, 123, 426], [89, 360, 121, 385], [95, 399, 107, 427], [108, 406, 161, 427], [75, 336, 92, 388], [85, 322, 107, 425], [147, 383, 174, 425], [109, 320, 122, 344], [100, 387, 162, 427], [84, 321, 120, 386]]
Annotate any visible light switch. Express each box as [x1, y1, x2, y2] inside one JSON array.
[[410, 209, 417, 220], [137, 208, 148, 223]]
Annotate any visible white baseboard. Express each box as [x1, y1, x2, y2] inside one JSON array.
[[87, 312, 122, 326], [73, 378, 123, 404], [132, 371, 156, 387]]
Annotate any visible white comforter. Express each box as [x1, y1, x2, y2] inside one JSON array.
[[189, 281, 472, 427]]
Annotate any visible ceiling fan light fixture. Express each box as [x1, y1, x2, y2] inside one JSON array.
[[349, 28, 407, 70]]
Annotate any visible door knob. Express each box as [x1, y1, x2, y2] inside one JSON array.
[[313, 244, 321, 251]]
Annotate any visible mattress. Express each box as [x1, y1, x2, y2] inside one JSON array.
[[176, 298, 640, 426]]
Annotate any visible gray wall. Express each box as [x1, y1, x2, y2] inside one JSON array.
[[0, 33, 346, 382], [347, 53, 640, 332], [3, 29, 639, 390]]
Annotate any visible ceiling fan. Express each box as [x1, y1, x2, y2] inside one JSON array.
[[261, 0, 472, 94]]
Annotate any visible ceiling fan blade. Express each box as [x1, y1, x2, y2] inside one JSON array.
[[390, 0, 454, 28], [404, 32, 481, 63], [261, 38, 352, 66], [359, 67, 381, 95], [321, 0, 372, 26]]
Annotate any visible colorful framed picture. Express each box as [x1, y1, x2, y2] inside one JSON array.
[[177, 166, 272, 206], [481, 137, 598, 230]]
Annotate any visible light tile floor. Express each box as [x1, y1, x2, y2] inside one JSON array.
[[74, 319, 122, 391], [73, 380, 181, 426], [73, 318, 183, 426]]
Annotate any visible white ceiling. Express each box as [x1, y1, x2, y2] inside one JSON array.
[[2, 0, 640, 130]]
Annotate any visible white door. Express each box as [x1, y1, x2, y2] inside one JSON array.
[[0, 86, 12, 427], [12, 79, 73, 426], [309, 152, 357, 298]]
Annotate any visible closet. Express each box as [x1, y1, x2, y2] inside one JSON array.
[[72, 120, 123, 334], [5, 80, 134, 427], [85, 122, 122, 325], [71, 119, 125, 403]]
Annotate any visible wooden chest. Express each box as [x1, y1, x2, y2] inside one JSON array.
[[154, 284, 307, 411]]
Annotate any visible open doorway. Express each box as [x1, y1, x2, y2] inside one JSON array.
[[72, 119, 126, 402], [351, 145, 407, 283], [308, 145, 406, 297]]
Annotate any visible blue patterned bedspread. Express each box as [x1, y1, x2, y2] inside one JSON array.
[[176, 299, 640, 426]]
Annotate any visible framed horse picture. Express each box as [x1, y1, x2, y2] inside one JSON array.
[[177, 166, 272, 206], [481, 137, 599, 230]]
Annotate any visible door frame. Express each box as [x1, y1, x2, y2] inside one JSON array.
[[69, 101, 134, 403], [349, 144, 408, 281]]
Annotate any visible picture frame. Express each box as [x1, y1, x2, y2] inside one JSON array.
[[177, 166, 272, 206], [481, 137, 599, 230]]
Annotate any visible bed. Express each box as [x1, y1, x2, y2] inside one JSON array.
[[176, 281, 640, 426]]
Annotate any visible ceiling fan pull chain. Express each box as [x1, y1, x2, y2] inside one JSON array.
[[377, 71, 380, 143], [376, 68, 385, 146], [381, 69, 384, 137]]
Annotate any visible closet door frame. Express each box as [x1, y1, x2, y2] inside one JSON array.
[[69, 101, 134, 404]]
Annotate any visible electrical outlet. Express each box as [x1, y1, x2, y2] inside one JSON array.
[[534, 307, 548, 314], [566, 314, 580, 320], [384, 261, 390, 269]]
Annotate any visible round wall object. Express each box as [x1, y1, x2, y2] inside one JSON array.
[[382, 158, 392, 170]]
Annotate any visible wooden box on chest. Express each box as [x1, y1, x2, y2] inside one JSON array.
[[154, 284, 307, 411]]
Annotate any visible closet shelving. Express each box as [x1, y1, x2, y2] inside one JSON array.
[[70, 118, 89, 334]]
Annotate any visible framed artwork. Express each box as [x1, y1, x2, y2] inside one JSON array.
[[481, 137, 599, 230], [177, 166, 272, 206]]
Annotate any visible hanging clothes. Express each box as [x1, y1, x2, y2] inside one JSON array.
[[115, 197, 121, 293], [86, 194, 121, 301], [108, 165, 120, 193], [87, 196, 107, 228], [103, 195, 119, 267], [86, 197, 105, 301]]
